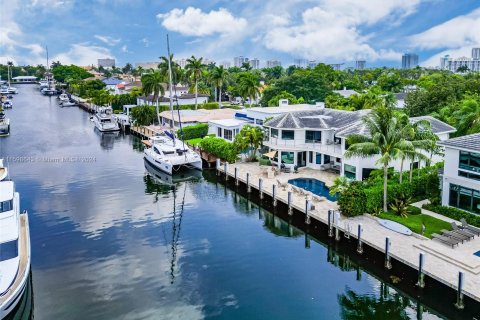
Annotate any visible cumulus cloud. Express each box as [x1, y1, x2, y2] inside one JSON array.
[[52, 44, 114, 66], [157, 7, 247, 37], [121, 45, 129, 53], [94, 35, 121, 46], [263, 1, 418, 61]]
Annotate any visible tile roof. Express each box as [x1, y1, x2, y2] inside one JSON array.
[[102, 77, 123, 85], [410, 116, 457, 134], [438, 133, 480, 152]]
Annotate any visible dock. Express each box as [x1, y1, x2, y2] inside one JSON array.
[[217, 161, 480, 307]]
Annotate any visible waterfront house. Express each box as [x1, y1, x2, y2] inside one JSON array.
[[102, 77, 124, 94], [207, 119, 249, 142], [158, 108, 237, 128], [263, 109, 456, 180], [137, 93, 209, 106], [438, 133, 480, 215]]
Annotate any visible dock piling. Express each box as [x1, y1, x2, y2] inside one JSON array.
[[259, 178, 263, 200], [272, 184, 277, 207], [216, 159, 220, 176], [287, 191, 293, 215], [328, 210, 334, 237], [224, 162, 228, 181], [455, 272, 465, 309], [335, 211, 341, 241], [417, 252, 425, 288], [234, 167, 238, 186], [305, 199, 311, 225], [385, 237, 392, 269], [305, 233, 311, 249], [246, 173, 251, 193], [357, 224, 363, 254]]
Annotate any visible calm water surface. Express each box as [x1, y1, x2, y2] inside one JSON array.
[[1, 85, 445, 319]]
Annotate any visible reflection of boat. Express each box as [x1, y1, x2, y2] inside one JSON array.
[[93, 106, 120, 132], [95, 129, 120, 150], [0, 111, 10, 136], [144, 158, 202, 186], [0, 163, 31, 319]]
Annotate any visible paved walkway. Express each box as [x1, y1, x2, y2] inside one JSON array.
[[220, 162, 480, 303]]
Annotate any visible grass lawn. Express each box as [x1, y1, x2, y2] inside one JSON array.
[[378, 211, 452, 238], [185, 138, 203, 146]]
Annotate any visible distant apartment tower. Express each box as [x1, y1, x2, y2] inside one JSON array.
[[294, 59, 308, 68], [135, 61, 159, 69], [175, 59, 187, 69], [221, 61, 231, 68], [234, 56, 248, 68], [203, 58, 215, 66], [249, 58, 260, 69], [98, 58, 115, 69], [472, 48, 480, 60], [401, 53, 418, 69], [307, 60, 317, 68], [266, 60, 281, 68], [355, 60, 366, 70], [329, 63, 343, 71]]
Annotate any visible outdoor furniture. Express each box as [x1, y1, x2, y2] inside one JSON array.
[[432, 233, 460, 248], [450, 222, 476, 238], [441, 230, 469, 243], [460, 218, 480, 236], [312, 195, 325, 202], [276, 179, 289, 191]]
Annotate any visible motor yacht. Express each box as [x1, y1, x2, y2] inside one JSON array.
[[0, 111, 10, 136], [58, 93, 77, 107], [2, 100, 12, 109], [143, 132, 202, 175], [0, 161, 31, 319], [93, 106, 120, 132]]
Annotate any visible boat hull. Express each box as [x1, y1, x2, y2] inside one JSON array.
[[144, 151, 202, 175]]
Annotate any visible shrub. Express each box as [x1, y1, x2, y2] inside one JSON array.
[[178, 123, 208, 140], [422, 204, 480, 228], [199, 137, 238, 163], [408, 205, 422, 215], [338, 181, 366, 217], [258, 158, 271, 166]]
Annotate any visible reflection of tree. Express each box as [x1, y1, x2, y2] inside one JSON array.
[[327, 245, 356, 272], [338, 285, 411, 320]]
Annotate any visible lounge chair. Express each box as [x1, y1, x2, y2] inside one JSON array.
[[451, 222, 476, 238], [312, 195, 325, 202], [441, 230, 468, 243], [431, 233, 460, 248], [460, 218, 480, 236]]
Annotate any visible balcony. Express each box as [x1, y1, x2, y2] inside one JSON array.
[[264, 138, 343, 157]]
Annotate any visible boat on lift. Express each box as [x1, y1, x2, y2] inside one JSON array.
[[0, 160, 31, 318]]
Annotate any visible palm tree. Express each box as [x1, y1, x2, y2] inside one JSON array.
[[210, 66, 228, 108], [237, 72, 261, 107], [453, 97, 480, 135], [185, 56, 206, 110], [158, 54, 184, 85], [345, 106, 414, 212], [141, 71, 165, 125], [233, 125, 264, 161]]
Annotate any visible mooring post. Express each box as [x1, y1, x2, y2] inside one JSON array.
[[216, 159, 221, 176], [224, 162, 228, 181], [335, 211, 341, 241], [246, 173, 251, 193], [287, 191, 293, 215], [385, 237, 392, 269], [357, 224, 363, 254], [455, 271, 465, 309], [234, 167, 238, 186], [305, 233, 311, 249], [417, 252, 425, 288], [272, 184, 277, 207], [305, 199, 311, 225], [259, 178, 263, 199], [328, 209, 334, 237]]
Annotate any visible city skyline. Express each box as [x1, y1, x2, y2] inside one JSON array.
[[1, 0, 480, 68]]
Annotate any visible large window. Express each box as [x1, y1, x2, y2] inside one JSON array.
[[281, 130, 295, 140], [224, 129, 233, 141], [0, 239, 18, 262], [0, 199, 13, 213], [217, 127, 222, 138], [271, 128, 278, 138], [305, 130, 321, 143], [281, 151, 294, 164], [459, 151, 480, 173], [459, 171, 480, 181], [316, 153, 322, 164], [449, 183, 480, 214], [344, 164, 356, 179]]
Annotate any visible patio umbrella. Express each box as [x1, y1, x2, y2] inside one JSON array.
[[263, 150, 277, 159]]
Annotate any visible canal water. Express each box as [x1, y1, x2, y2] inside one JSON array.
[[1, 85, 446, 319]]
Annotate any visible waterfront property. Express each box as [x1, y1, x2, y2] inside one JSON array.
[[158, 108, 237, 128], [263, 109, 456, 180], [207, 119, 249, 142], [137, 93, 209, 106], [439, 133, 480, 215], [12, 76, 37, 83]]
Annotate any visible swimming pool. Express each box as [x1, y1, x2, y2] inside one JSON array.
[[474, 250, 480, 257], [288, 178, 338, 201]]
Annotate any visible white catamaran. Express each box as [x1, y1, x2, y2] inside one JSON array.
[[0, 160, 31, 318]]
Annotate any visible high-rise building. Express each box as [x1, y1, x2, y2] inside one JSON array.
[[294, 59, 308, 68], [98, 58, 115, 69], [266, 60, 281, 68], [221, 61, 231, 68], [175, 59, 188, 69], [135, 61, 159, 69], [440, 55, 480, 72], [249, 58, 260, 69], [234, 56, 248, 68], [401, 53, 419, 69], [355, 60, 366, 70], [472, 48, 480, 60], [329, 63, 343, 71], [307, 60, 317, 68]]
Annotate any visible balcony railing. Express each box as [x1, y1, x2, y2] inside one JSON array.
[[264, 138, 343, 156]]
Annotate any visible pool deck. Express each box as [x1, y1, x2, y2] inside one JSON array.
[[218, 162, 480, 305]]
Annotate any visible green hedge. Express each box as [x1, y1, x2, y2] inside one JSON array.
[[154, 102, 220, 113], [337, 181, 366, 217], [199, 137, 238, 163], [178, 123, 208, 140], [422, 204, 480, 228]]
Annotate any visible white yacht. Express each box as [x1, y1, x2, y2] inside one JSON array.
[[58, 93, 77, 107], [0, 162, 31, 318], [41, 87, 57, 96], [2, 100, 12, 109], [143, 133, 202, 174], [93, 106, 120, 132], [0, 110, 10, 136]]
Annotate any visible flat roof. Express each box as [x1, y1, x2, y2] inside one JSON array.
[[159, 108, 237, 123], [247, 104, 322, 115], [12, 76, 37, 80], [209, 119, 248, 127]]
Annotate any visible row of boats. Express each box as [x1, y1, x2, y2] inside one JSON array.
[[0, 82, 16, 137]]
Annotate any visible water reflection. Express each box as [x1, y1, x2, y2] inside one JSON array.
[[95, 130, 121, 150]]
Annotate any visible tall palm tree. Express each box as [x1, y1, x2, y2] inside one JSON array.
[[237, 72, 261, 107], [158, 54, 184, 85], [141, 71, 165, 125], [210, 66, 228, 108], [185, 56, 206, 110], [453, 97, 480, 135], [345, 106, 414, 212]]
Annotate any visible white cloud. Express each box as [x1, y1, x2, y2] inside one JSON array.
[[140, 38, 149, 47], [121, 45, 129, 53], [157, 7, 247, 37], [52, 44, 114, 66], [94, 35, 121, 46]]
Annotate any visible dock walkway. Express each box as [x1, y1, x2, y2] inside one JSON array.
[[218, 162, 480, 304]]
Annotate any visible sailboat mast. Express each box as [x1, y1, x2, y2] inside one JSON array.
[[166, 35, 174, 130]]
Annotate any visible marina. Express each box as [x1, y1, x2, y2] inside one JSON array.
[[1, 85, 477, 319]]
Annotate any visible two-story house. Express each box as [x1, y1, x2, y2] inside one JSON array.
[[264, 109, 456, 180], [438, 133, 480, 215]]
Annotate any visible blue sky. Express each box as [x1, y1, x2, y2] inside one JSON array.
[[1, 0, 480, 68]]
